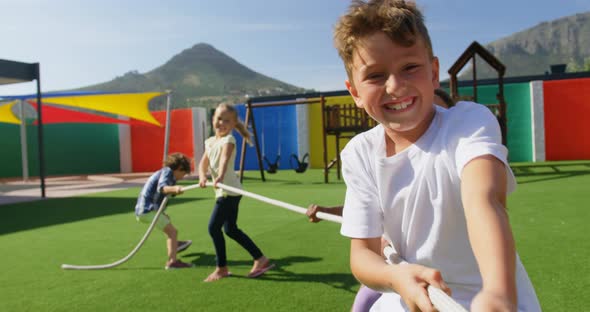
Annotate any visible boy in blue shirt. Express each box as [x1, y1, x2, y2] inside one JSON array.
[[135, 152, 193, 269]]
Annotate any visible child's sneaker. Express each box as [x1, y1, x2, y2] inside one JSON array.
[[165, 260, 194, 270], [177, 240, 192, 253]]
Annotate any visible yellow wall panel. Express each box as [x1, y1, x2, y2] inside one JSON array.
[[308, 95, 357, 168]]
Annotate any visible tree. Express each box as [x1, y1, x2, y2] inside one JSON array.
[[567, 57, 590, 72]]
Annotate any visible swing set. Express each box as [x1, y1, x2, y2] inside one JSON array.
[[260, 114, 281, 174], [261, 111, 309, 175], [238, 94, 376, 183], [238, 97, 324, 182]]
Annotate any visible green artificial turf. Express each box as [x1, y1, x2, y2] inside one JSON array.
[[506, 162, 590, 311], [0, 164, 588, 311]]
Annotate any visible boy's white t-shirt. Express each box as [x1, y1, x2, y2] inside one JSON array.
[[340, 102, 540, 311], [205, 133, 242, 197]]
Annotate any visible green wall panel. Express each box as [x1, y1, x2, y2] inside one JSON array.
[[0, 123, 120, 178], [455, 83, 533, 162], [0, 124, 25, 177]]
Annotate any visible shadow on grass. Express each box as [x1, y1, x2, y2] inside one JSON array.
[[514, 170, 590, 185], [184, 252, 357, 293], [241, 176, 304, 184], [0, 196, 204, 236]]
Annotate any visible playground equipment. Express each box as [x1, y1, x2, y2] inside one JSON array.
[[448, 41, 507, 145], [290, 153, 309, 173], [321, 102, 377, 183], [238, 97, 322, 182], [261, 111, 281, 174], [263, 154, 280, 174], [238, 94, 376, 183]]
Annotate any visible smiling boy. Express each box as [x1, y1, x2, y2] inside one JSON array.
[[334, 1, 541, 311]]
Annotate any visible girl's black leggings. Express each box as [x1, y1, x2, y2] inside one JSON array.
[[208, 195, 263, 267]]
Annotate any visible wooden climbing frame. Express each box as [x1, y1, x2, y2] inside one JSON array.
[[321, 102, 377, 183]]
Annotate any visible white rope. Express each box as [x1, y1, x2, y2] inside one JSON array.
[[60, 181, 339, 270], [184, 182, 343, 223], [428, 286, 468, 312], [61, 196, 170, 270], [383, 246, 467, 312], [207, 182, 466, 311], [61, 181, 469, 311]]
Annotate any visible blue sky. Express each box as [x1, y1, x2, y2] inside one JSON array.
[[2, 0, 589, 96]]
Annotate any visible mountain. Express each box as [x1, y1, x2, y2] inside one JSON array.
[[78, 43, 307, 109], [457, 11, 590, 80]]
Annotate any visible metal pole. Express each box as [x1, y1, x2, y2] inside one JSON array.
[[162, 91, 172, 162], [19, 99, 29, 181], [239, 103, 249, 183], [34, 63, 45, 198], [248, 100, 266, 182], [321, 96, 329, 183]]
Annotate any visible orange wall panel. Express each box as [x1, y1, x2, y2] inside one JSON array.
[[131, 109, 195, 172], [543, 78, 590, 160]]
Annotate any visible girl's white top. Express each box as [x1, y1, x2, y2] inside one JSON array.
[[205, 133, 242, 198], [340, 102, 541, 311]]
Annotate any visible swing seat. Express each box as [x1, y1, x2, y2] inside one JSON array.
[[290, 153, 309, 173], [264, 156, 280, 174]]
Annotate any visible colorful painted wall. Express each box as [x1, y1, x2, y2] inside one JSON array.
[[308, 95, 357, 169], [129, 108, 207, 173], [543, 78, 590, 160], [233, 98, 354, 172], [234, 104, 299, 171], [0, 107, 207, 179], [2, 77, 589, 179], [253, 86, 537, 171], [0, 123, 120, 178], [454, 82, 533, 162]]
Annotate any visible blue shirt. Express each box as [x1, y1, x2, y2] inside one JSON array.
[[135, 167, 176, 215]]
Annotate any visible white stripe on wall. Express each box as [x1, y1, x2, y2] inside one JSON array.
[[296, 99, 310, 160], [118, 117, 132, 173], [530, 81, 546, 162], [192, 107, 207, 173]]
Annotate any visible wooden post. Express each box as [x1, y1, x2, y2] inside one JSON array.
[[321, 96, 329, 183]]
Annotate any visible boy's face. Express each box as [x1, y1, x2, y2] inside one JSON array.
[[173, 169, 187, 181], [345, 32, 440, 136]]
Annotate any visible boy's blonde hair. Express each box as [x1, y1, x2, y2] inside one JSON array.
[[215, 103, 253, 146], [333, 0, 433, 81], [164, 152, 191, 172]]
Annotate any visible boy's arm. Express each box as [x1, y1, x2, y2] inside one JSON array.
[[157, 169, 183, 195], [461, 155, 517, 310], [350, 238, 449, 312], [161, 185, 183, 195]]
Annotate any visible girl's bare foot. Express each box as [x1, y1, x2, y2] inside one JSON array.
[[204, 267, 231, 282]]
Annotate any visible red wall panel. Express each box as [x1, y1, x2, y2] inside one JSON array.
[[544, 78, 590, 160], [131, 109, 195, 172]]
